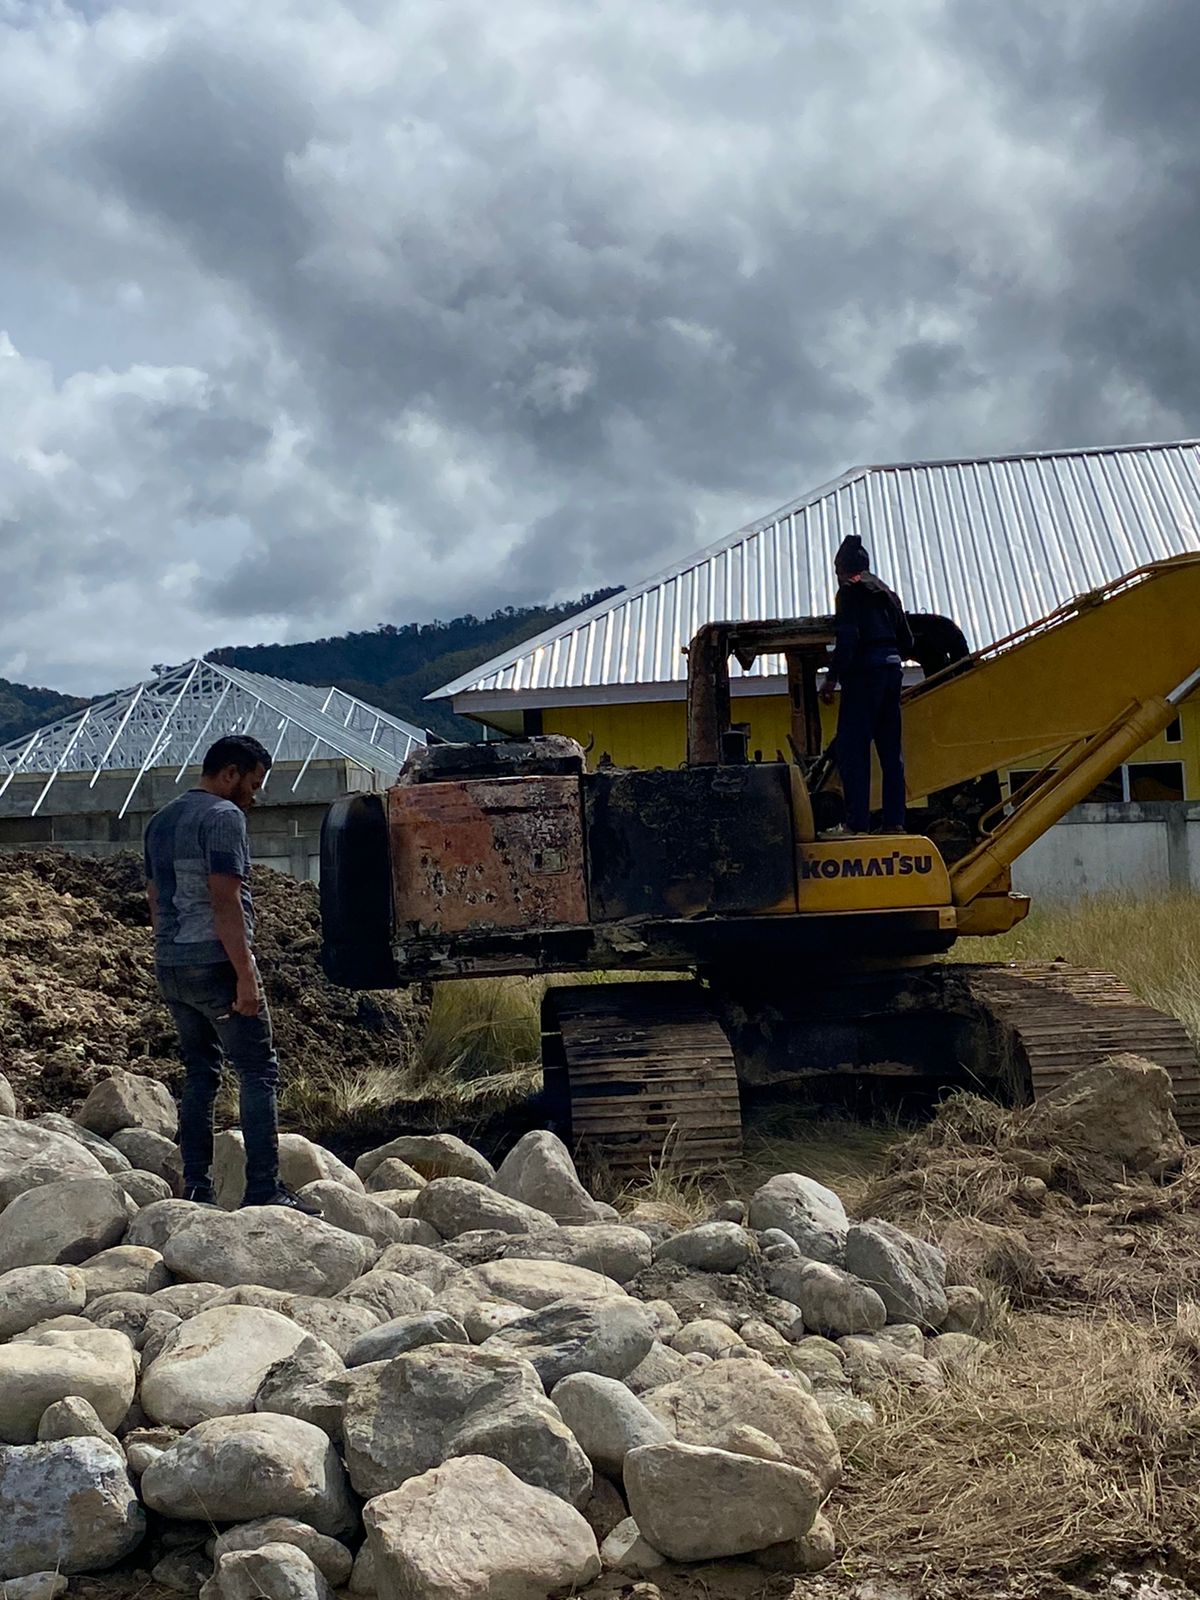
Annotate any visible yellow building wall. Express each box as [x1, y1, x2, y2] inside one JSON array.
[[542, 695, 1200, 797], [542, 695, 835, 770]]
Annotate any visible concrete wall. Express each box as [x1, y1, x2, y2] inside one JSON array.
[[1012, 801, 1200, 899], [0, 760, 379, 881]]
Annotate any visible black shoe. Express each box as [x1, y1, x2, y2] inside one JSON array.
[[241, 1185, 323, 1216], [184, 1184, 218, 1206]]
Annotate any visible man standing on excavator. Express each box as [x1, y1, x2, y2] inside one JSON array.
[[820, 533, 913, 834]]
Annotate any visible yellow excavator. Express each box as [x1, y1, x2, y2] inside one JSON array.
[[321, 556, 1200, 1172]]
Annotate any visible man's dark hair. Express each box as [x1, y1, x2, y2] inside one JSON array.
[[202, 735, 273, 777]]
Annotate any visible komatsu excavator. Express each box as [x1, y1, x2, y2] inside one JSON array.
[[321, 557, 1200, 1172]]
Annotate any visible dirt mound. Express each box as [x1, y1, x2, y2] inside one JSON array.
[[861, 1087, 1200, 1318], [0, 849, 427, 1122]]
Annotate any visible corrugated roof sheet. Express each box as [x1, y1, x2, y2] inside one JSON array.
[[435, 439, 1200, 702]]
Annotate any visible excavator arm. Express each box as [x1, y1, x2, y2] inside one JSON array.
[[893, 556, 1200, 916]]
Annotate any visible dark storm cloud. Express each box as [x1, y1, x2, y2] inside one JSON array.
[[1, 0, 1199, 693]]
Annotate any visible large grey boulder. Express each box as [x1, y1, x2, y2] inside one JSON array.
[[0, 1179, 134, 1271], [771, 1259, 888, 1338], [642, 1358, 842, 1494], [364, 1159, 427, 1194], [838, 1332, 945, 1393], [140, 1413, 357, 1537], [127, 1199, 203, 1253], [551, 1373, 670, 1478], [481, 1296, 655, 1388], [942, 1283, 987, 1335], [342, 1343, 591, 1505], [372, 1243, 467, 1294], [80, 1244, 171, 1303], [212, 1521, 353, 1588], [412, 1179, 555, 1240], [36, 1394, 122, 1452], [345, 1311, 468, 1368], [747, 1173, 849, 1264], [202, 1544, 332, 1600], [335, 1270, 434, 1322], [162, 1207, 372, 1295], [0, 1438, 145, 1577], [117, 1169, 173, 1208], [111, 1128, 184, 1191], [0, 1265, 87, 1340], [468, 1258, 626, 1310], [141, 1305, 321, 1428], [671, 1318, 744, 1358], [1025, 1054, 1187, 1182], [0, 1326, 138, 1442], [76, 1069, 178, 1141], [254, 1343, 361, 1444], [355, 1133, 494, 1186], [491, 1131, 615, 1224], [214, 1132, 364, 1211], [30, 1114, 132, 1174], [625, 1340, 705, 1394], [843, 1219, 949, 1329], [83, 1291, 156, 1344], [599, 1516, 667, 1575], [0, 1075, 16, 1118], [625, 1441, 822, 1561], [654, 1222, 756, 1274], [206, 1286, 378, 1359], [294, 1183, 409, 1248], [363, 1455, 600, 1600], [503, 1224, 653, 1284], [0, 1119, 108, 1208], [151, 1281, 224, 1318]]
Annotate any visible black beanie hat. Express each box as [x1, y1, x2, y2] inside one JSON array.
[[836, 533, 870, 573]]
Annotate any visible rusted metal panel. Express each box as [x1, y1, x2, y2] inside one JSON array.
[[584, 764, 797, 921], [389, 776, 588, 935]]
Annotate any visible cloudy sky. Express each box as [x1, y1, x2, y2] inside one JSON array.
[[1, 0, 1196, 693]]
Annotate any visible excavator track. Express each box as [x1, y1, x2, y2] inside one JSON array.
[[542, 981, 743, 1178], [960, 962, 1200, 1138]]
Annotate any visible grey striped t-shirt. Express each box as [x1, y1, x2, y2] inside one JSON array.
[[143, 790, 254, 965]]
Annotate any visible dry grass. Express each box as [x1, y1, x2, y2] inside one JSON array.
[[839, 1305, 1200, 1577], [953, 891, 1200, 1043]]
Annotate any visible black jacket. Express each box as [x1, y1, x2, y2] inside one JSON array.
[[830, 573, 914, 680]]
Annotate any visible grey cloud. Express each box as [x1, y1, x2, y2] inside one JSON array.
[[2, 0, 1200, 693]]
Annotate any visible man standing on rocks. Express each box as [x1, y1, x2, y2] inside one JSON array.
[[144, 734, 319, 1214]]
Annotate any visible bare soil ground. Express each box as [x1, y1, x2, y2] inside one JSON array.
[[0, 850, 427, 1130]]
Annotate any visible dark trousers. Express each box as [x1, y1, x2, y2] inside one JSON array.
[[156, 961, 280, 1198], [837, 663, 906, 832]]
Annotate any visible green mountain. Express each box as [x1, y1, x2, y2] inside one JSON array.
[[0, 590, 622, 749], [209, 592, 621, 740], [0, 678, 89, 746]]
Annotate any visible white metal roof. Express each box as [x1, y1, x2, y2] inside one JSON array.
[[435, 439, 1200, 707], [0, 658, 426, 817]]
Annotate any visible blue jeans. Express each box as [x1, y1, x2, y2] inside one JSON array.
[[156, 961, 280, 1199]]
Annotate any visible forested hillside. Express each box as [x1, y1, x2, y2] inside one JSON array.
[[207, 589, 622, 739], [0, 678, 89, 745], [0, 590, 621, 746]]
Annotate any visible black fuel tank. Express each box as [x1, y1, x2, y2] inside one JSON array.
[[584, 764, 797, 921]]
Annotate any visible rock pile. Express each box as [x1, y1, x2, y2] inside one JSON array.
[[0, 1070, 994, 1597]]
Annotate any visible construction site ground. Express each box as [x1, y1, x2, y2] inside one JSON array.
[[4, 850, 1200, 1600]]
